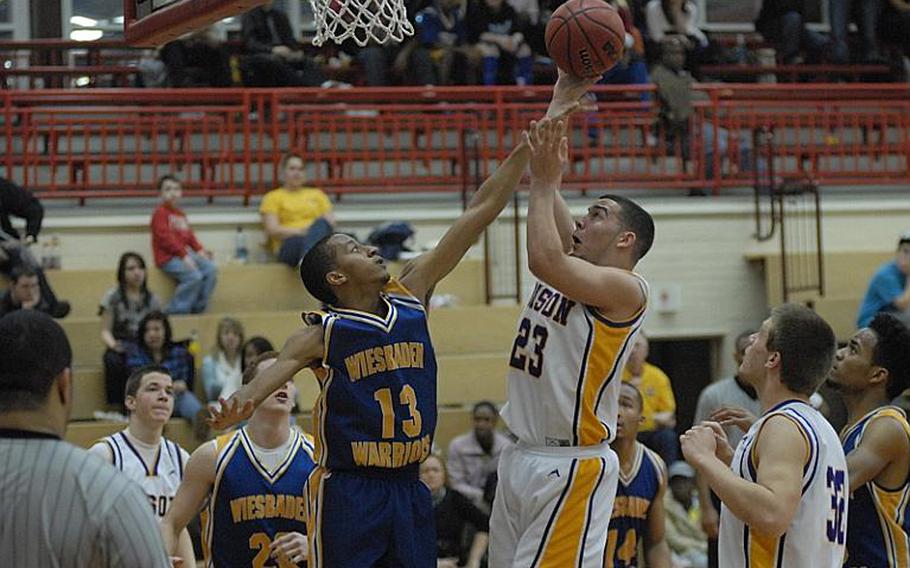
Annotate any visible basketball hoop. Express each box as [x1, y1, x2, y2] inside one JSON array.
[[309, 0, 414, 47]]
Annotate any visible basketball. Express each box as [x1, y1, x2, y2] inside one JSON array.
[[545, 0, 625, 78]]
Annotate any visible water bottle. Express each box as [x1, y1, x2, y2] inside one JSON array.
[[188, 329, 202, 370], [234, 226, 249, 264], [49, 235, 61, 269]]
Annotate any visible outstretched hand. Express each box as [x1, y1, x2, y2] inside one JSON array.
[[523, 119, 568, 188], [208, 396, 255, 430], [546, 69, 601, 120]]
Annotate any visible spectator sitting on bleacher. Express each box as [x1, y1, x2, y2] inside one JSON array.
[[151, 175, 218, 315], [412, 0, 478, 85], [828, 0, 886, 64], [100, 252, 163, 413], [240, 1, 327, 87], [242, 335, 274, 370], [447, 400, 513, 510], [651, 37, 756, 178], [420, 454, 490, 568], [467, 0, 535, 85], [663, 461, 708, 568], [260, 153, 335, 267], [0, 177, 70, 318], [126, 311, 205, 435], [201, 317, 245, 403], [0, 266, 56, 319], [755, 0, 829, 64], [600, 0, 650, 92], [622, 333, 678, 465], [856, 231, 910, 328], [159, 26, 232, 88], [644, 0, 709, 68]]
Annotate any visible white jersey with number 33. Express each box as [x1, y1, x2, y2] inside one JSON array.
[[720, 399, 848, 568], [500, 277, 648, 448]]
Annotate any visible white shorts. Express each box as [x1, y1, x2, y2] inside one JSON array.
[[489, 441, 619, 568]]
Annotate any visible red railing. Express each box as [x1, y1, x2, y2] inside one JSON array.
[[1, 84, 907, 201]]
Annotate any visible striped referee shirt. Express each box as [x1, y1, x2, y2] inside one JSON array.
[[0, 429, 171, 567]]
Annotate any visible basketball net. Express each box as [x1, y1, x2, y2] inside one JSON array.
[[309, 0, 414, 46]]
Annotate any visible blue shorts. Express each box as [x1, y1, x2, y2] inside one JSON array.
[[307, 466, 436, 568]]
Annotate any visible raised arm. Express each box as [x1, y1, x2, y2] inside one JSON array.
[[161, 443, 217, 557], [209, 324, 324, 430], [524, 120, 645, 318], [682, 417, 806, 537], [399, 72, 598, 304]]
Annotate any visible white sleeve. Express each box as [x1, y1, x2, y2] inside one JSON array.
[[89, 442, 115, 463]]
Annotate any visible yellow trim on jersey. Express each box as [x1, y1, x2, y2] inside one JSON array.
[[313, 369, 333, 468], [747, 528, 781, 568], [384, 277, 423, 306], [306, 466, 329, 568], [203, 432, 242, 568], [537, 457, 605, 567], [577, 319, 637, 446], [871, 484, 910, 568], [618, 443, 644, 486], [238, 428, 303, 483]]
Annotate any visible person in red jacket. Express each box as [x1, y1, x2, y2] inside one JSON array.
[[151, 175, 218, 314]]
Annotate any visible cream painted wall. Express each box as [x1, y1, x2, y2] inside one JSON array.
[[30, 194, 910, 378]]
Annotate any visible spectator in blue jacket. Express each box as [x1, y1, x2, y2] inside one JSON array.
[[857, 232, 910, 328], [126, 311, 204, 430]]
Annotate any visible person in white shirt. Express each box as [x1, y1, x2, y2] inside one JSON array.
[[201, 317, 245, 402], [90, 365, 195, 566]]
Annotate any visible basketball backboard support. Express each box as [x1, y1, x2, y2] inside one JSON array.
[[124, 0, 267, 46]]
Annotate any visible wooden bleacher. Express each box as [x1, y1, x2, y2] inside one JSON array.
[[748, 249, 893, 340], [41, 258, 486, 320]]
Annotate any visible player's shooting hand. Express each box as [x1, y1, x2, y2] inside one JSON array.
[[547, 69, 600, 120], [524, 119, 568, 187], [679, 424, 717, 469], [208, 395, 255, 430], [270, 531, 308, 566], [702, 420, 735, 465], [710, 406, 757, 433]]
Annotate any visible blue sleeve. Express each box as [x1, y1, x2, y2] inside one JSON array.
[[870, 268, 905, 306]]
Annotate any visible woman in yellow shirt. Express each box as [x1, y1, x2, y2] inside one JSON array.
[[259, 153, 335, 266]]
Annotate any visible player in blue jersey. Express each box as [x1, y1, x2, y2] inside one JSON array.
[[606, 382, 671, 568], [208, 74, 599, 568], [828, 313, 910, 567], [162, 352, 315, 567]]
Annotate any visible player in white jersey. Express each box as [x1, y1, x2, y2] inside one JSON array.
[[490, 119, 654, 567], [89, 365, 195, 566], [681, 304, 848, 568]]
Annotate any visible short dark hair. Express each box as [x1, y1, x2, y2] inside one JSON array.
[[125, 365, 172, 401], [868, 314, 910, 399], [136, 310, 173, 351], [0, 311, 72, 412], [767, 304, 836, 396], [157, 174, 180, 190], [299, 235, 339, 305], [242, 350, 280, 385], [10, 265, 38, 283], [241, 336, 275, 370], [473, 401, 498, 416], [621, 382, 644, 411], [734, 330, 755, 355], [279, 153, 304, 171], [599, 194, 655, 262], [898, 231, 910, 248]]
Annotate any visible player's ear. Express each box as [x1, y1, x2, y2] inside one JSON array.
[[124, 394, 137, 413], [765, 350, 781, 370], [616, 231, 636, 251], [56, 367, 73, 408], [869, 365, 889, 388], [326, 270, 347, 286]]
